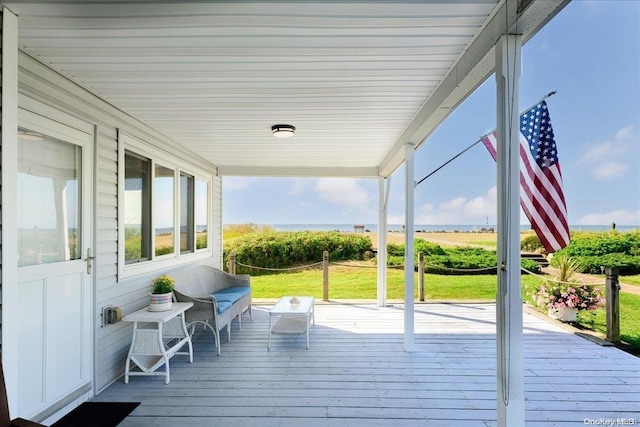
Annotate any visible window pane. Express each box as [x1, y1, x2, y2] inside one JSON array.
[[196, 180, 208, 249], [180, 173, 194, 254], [18, 129, 81, 266], [124, 152, 151, 263], [155, 165, 174, 256]]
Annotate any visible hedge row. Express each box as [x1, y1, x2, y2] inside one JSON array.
[[550, 231, 640, 275], [387, 243, 540, 275], [522, 230, 640, 275], [224, 232, 545, 276], [223, 231, 373, 275]]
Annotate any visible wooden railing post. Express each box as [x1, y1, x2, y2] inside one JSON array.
[[605, 267, 620, 343], [418, 252, 425, 301], [229, 251, 236, 275], [323, 251, 329, 301]]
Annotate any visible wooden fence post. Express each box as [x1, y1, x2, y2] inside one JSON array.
[[229, 251, 236, 275], [605, 267, 620, 343], [323, 251, 329, 301], [418, 252, 425, 301]]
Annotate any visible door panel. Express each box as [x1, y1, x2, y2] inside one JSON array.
[[16, 110, 93, 418], [17, 279, 45, 413], [45, 272, 85, 401]]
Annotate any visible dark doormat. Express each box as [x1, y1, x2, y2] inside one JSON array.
[[52, 402, 140, 427]]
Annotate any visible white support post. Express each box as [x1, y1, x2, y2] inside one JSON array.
[[377, 176, 389, 307], [495, 34, 525, 427], [403, 143, 415, 352]]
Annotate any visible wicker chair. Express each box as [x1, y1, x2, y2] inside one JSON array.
[[171, 265, 251, 355]]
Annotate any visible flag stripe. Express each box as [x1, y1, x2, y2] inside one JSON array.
[[519, 144, 569, 235], [518, 140, 570, 248], [481, 101, 570, 253]]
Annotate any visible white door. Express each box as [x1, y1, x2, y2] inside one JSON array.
[[15, 110, 93, 418]]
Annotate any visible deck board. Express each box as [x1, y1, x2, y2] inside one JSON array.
[[96, 303, 640, 426]]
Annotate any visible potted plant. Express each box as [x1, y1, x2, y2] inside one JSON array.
[[529, 255, 603, 322], [532, 281, 603, 322], [150, 274, 175, 312]]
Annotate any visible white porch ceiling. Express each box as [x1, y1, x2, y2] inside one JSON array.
[[4, 0, 568, 177]]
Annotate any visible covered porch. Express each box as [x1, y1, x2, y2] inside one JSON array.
[[0, 1, 585, 425], [96, 302, 639, 426]]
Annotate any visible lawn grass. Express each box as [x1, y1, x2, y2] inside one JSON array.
[[621, 275, 640, 286], [251, 262, 540, 300], [574, 293, 640, 348]]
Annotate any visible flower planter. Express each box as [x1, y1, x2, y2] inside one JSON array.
[[547, 306, 578, 322], [149, 292, 173, 312]]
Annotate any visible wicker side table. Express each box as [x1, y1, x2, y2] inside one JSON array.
[[123, 302, 193, 384]]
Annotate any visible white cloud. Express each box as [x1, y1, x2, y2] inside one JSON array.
[[289, 179, 310, 196], [223, 177, 250, 191], [578, 141, 617, 165], [414, 187, 497, 224], [592, 161, 629, 180], [577, 209, 640, 226], [389, 187, 533, 225], [616, 124, 635, 140], [314, 178, 371, 211], [578, 124, 636, 180]]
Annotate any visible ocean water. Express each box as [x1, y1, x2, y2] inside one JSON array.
[[240, 224, 639, 233]]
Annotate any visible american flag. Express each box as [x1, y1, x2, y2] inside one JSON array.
[[481, 101, 570, 252]]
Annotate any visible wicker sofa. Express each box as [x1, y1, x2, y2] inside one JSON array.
[[171, 265, 252, 355]]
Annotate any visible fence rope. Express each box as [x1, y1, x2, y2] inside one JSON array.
[[422, 262, 497, 273], [330, 261, 376, 269], [235, 260, 323, 272], [234, 259, 603, 286], [520, 266, 603, 287]]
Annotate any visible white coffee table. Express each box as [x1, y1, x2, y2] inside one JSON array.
[[268, 296, 315, 350]]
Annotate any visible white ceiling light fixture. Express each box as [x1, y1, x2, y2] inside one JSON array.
[[271, 124, 296, 138]]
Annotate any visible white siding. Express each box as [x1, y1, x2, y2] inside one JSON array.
[[17, 51, 221, 392]]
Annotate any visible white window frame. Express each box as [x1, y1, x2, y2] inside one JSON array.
[[117, 132, 213, 279]]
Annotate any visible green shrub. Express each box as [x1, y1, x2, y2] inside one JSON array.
[[559, 231, 639, 257], [155, 246, 173, 256], [387, 245, 540, 275], [387, 238, 446, 257], [521, 234, 544, 252], [570, 254, 640, 275], [551, 231, 640, 275], [521, 258, 541, 274], [223, 231, 373, 275]]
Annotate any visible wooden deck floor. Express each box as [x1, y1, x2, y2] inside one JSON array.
[[97, 302, 640, 427]]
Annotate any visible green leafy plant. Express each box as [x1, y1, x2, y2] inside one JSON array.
[[152, 275, 175, 294], [553, 253, 582, 282]]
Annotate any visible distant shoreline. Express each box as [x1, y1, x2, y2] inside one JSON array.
[[224, 223, 639, 233]]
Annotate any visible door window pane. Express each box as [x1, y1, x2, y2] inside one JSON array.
[[18, 128, 81, 266], [124, 152, 151, 263], [180, 173, 194, 254], [196, 180, 208, 249], [155, 165, 175, 256]]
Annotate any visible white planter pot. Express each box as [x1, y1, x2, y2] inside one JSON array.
[[547, 306, 578, 322], [149, 292, 173, 312]]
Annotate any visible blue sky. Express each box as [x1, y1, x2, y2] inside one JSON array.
[[224, 1, 640, 227]]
